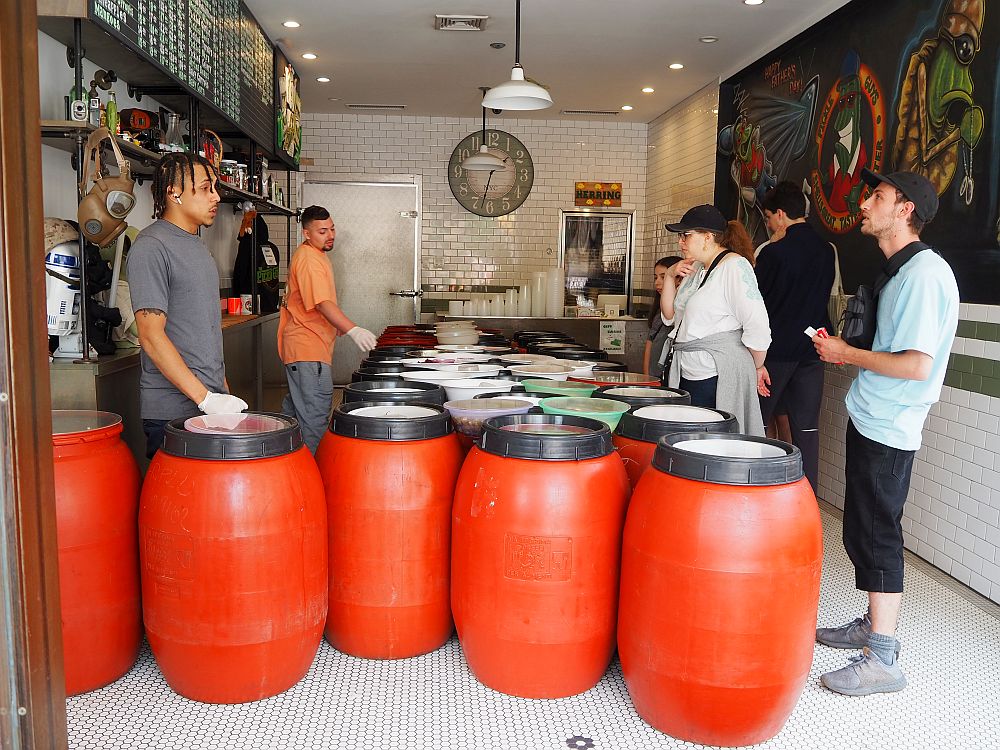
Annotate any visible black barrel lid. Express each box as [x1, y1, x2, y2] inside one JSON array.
[[356, 362, 407, 373], [344, 379, 446, 405], [370, 346, 415, 358], [547, 348, 608, 361], [595, 385, 690, 410], [473, 384, 529, 396], [616, 404, 737, 442], [162, 412, 302, 460], [652, 432, 803, 485], [330, 401, 453, 441], [480, 414, 612, 461], [351, 369, 403, 382], [590, 361, 627, 372]]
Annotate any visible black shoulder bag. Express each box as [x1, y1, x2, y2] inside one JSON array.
[[660, 250, 735, 382], [839, 241, 930, 350]]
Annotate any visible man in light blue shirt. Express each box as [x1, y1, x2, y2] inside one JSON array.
[[811, 169, 958, 696]]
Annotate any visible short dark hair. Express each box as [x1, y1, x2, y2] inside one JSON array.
[[655, 256, 682, 270], [761, 181, 807, 219], [300, 205, 331, 228], [152, 153, 218, 219], [892, 189, 926, 234]]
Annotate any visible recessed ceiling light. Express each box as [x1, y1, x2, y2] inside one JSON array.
[[621, 105, 633, 111], [744, 0, 764, 5], [302, 52, 317, 60], [328, 97, 341, 101], [712, 109, 719, 114], [490, 42, 506, 49], [700, 36, 719, 43], [317, 77, 331, 83], [642, 87, 655, 93], [282, 20, 300, 28], [669, 63, 684, 70]]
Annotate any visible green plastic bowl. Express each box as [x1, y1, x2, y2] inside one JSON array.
[[522, 378, 598, 398], [539, 396, 630, 430]]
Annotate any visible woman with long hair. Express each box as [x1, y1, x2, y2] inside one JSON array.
[[643, 256, 681, 377], [659, 205, 770, 435]]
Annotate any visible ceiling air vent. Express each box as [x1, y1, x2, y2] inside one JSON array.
[[345, 104, 407, 111], [560, 109, 620, 116], [435, 14, 488, 31]]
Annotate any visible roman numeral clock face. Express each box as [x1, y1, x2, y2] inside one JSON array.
[[448, 129, 534, 217]]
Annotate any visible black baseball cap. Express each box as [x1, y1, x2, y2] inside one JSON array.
[[665, 204, 728, 233], [861, 169, 938, 222]]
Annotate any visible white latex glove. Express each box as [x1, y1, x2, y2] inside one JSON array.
[[346, 326, 377, 352], [198, 392, 249, 415]]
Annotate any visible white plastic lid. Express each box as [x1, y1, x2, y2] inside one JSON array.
[[634, 405, 726, 422], [501, 423, 593, 435], [184, 413, 289, 434], [673, 438, 787, 458], [351, 405, 440, 419], [604, 387, 674, 397], [52, 410, 122, 435]]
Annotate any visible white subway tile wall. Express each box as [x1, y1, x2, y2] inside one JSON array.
[[297, 113, 647, 294], [639, 82, 720, 297], [818, 299, 1000, 605]]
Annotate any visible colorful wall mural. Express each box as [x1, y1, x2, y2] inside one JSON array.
[[715, 0, 1000, 301]]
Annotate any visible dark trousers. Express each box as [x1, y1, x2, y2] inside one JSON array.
[[143, 419, 170, 459], [843, 419, 915, 593], [758, 359, 825, 492], [680, 376, 719, 408]]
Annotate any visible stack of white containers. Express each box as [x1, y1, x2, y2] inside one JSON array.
[[445, 267, 567, 318]]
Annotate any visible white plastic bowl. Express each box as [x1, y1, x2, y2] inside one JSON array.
[[435, 331, 480, 346], [435, 344, 486, 352], [416, 363, 503, 376], [399, 370, 494, 385], [498, 353, 558, 364], [549, 359, 599, 377], [506, 364, 575, 381], [441, 378, 520, 401]]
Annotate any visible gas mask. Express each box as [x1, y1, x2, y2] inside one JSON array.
[[78, 127, 136, 246]]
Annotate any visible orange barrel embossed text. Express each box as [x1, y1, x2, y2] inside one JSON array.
[[619, 433, 823, 746], [139, 413, 327, 704], [452, 415, 630, 698], [52, 411, 142, 696], [316, 403, 464, 659], [612, 404, 736, 489]]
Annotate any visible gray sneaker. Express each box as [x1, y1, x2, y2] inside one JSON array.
[[820, 647, 907, 696], [816, 614, 901, 657]]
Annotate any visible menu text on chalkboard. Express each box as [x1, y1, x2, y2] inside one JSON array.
[[89, 0, 274, 151]]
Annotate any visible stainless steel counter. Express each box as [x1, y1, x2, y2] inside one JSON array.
[[50, 313, 283, 470], [440, 315, 649, 373]]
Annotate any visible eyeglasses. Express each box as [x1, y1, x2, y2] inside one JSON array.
[[678, 230, 700, 239]]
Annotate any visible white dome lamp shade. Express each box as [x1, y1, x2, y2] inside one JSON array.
[[482, 0, 553, 111], [462, 88, 508, 172]]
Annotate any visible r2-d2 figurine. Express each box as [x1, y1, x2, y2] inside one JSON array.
[[44, 218, 89, 359]]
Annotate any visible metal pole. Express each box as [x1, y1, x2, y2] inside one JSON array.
[[249, 141, 258, 316], [73, 19, 92, 362]]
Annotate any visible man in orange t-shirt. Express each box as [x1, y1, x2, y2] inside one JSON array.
[[278, 205, 377, 451]]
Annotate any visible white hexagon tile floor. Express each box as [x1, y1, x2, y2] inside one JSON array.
[[67, 504, 1000, 750]]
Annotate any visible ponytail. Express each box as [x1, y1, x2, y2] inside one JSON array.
[[716, 220, 756, 266]]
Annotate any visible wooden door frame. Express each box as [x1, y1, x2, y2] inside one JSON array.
[[0, 1, 68, 747]]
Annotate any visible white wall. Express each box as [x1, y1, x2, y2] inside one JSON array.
[[38, 31, 243, 289], [637, 83, 719, 308], [299, 112, 647, 302]]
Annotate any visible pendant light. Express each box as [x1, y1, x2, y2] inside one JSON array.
[[482, 0, 553, 111], [461, 88, 508, 172]]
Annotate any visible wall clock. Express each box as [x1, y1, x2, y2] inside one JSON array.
[[448, 129, 534, 217]]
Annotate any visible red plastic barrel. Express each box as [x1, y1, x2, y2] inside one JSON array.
[[139, 413, 327, 704], [316, 403, 464, 659], [452, 415, 630, 698], [619, 433, 822, 746], [612, 405, 737, 488], [52, 410, 142, 696]]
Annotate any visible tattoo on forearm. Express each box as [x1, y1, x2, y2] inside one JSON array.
[[137, 308, 166, 317]]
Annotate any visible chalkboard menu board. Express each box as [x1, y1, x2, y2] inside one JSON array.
[[89, 0, 275, 151]]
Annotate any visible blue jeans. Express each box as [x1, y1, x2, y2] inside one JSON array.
[[680, 376, 719, 408]]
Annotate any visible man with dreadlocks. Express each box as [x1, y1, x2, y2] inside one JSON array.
[[128, 152, 247, 458]]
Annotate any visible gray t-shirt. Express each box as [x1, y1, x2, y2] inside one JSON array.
[[127, 219, 224, 420]]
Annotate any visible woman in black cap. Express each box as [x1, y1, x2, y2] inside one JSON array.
[[658, 205, 770, 435]]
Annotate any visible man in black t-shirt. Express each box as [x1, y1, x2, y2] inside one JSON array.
[[755, 182, 835, 491]]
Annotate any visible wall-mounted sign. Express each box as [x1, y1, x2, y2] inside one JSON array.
[[575, 181, 622, 207]]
